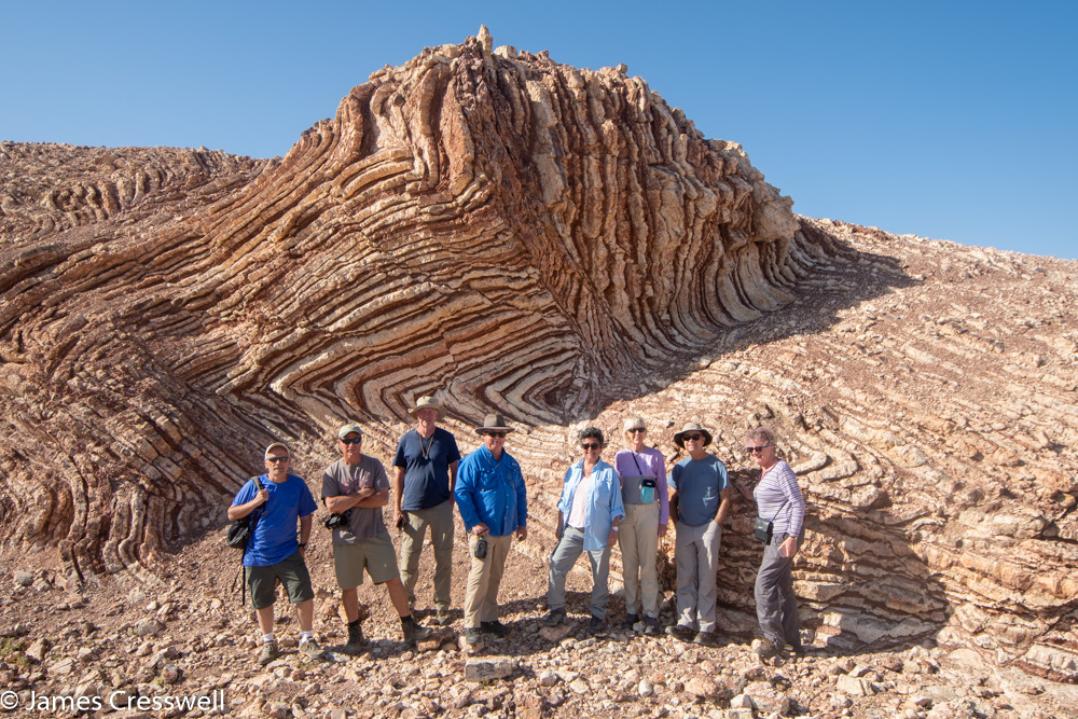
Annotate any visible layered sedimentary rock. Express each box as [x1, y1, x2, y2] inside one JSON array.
[[0, 30, 1074, 681]]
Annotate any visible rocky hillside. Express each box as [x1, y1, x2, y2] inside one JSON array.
[[0, 27, 1074, 718]]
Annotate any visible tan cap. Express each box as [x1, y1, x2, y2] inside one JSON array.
[[337, 422, 364, 440], [264, 442, 290, 459]]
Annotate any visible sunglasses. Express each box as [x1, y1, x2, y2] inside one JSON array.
[[581, 443, 602, 450], [682, 434, 703, 441], [629, 428, 646, 434], [341, 437, 363, 445], [267, 456, 290, 463], [745, 444, 771, 454], [484, 431, 508, 438]]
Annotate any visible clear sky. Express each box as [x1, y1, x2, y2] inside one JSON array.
[[3, 1, 1076, 259]]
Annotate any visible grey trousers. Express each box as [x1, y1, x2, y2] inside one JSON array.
[[399, 499, 454, 611], [547, 526, 611, 619], [754, 531, 802, 649], [674, 519, 722, 633]]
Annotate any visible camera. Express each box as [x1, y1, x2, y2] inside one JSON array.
[[323, 509, 352, 529]]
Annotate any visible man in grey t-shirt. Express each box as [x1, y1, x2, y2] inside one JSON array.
[[321, 422, 429, 651]]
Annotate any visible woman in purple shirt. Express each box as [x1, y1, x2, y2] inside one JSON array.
[[614, 416, 670, 634]]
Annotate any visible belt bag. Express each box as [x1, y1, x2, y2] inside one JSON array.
[[753, 499, 789, 544]]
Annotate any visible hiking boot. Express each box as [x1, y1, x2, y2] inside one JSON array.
[[345, 621, 367, 653], [693, 630, 719, 647], [665, 623, 694, 642], [433, 607, 453, 626], [622, 613, 640, 630], [542, 608, 566, 626], [299, 637, 325, 660], [257, 640, 279, 665], [401, 615, 431, 645], [462, 628, 484, 649], [587, 616, 606, 635], [642, 616, 661, 636], [480, 620, 508, 638], [754, 637, 781, 661]]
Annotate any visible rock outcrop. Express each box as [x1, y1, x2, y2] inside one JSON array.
[[0, 30, 1074, 686]]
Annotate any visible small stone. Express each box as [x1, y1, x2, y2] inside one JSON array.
[[638, 679, 654, 697], [136, 619, 164, 637], [569, 678, 589, 694], [14, 571, 34, 587], [24, 638, 49, 663], [539, 670, 559, 687], [463, 656, 515, 682], [836, 675, 875, 696], [730, 693, 754, 709], [160, 663, 182, 684], [539, 624, 573, 642], [685, 677, 714, 699]]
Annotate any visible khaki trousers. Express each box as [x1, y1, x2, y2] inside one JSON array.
[[618, 502, 660, 618], [399, 499, 454, 610], [463, 533, 513, 628]]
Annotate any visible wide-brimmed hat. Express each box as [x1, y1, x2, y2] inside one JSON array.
[[623, 416, 647, 432], [409, 395, 443, 416], [337, 422, 364, 440], [673, 422, 713, 448], [264, 442, 290, 459], [475, 413, 514, 435]]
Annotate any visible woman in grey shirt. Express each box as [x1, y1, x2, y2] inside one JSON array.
[[748, 427, 806, 659]]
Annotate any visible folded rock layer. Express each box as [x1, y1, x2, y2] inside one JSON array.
[[0, 33, 1074, 681]]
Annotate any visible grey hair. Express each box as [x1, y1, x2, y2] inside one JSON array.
[[746, 427, 776, 445]]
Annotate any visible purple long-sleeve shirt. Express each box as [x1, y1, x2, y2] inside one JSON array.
[[613, 447, 670, 526]]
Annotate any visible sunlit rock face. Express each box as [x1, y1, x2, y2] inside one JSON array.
[[0, 32, 1074, 682]]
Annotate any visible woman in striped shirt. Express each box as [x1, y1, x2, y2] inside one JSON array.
[[749, 427, 806, 659]]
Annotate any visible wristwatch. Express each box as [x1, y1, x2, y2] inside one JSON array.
[[297, 542, 307, 549]]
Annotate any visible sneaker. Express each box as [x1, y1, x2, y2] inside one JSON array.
[[587, 616, 606, 635], [345, 622, 367, 653], [462, 628, 484, 648], [622, 613, 640, 629], [665, 623, 694, 641], [480, 620, 508, 637], [434, 607, 453, 626], [642, 616, 661, 636], [693, 630, 719, 647], [257, 640, 279, 665], [542, 608, 566, 627], [299, 638, 325, 660]]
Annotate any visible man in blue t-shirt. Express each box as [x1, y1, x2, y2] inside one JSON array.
[[666, 423, 733, 647], [392, 396, 462, 624], [229, 442, 320, 665]]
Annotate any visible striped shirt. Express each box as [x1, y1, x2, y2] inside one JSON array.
[[752, 460, 805, 538]]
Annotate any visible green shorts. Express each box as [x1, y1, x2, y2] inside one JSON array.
[[334, 534, 399, 589], [247, 552, 314, 610]]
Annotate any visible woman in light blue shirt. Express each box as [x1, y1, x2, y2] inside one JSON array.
[[544, 427, 625, 633]]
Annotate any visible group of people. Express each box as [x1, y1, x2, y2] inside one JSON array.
[[227, 396, 807, 665]]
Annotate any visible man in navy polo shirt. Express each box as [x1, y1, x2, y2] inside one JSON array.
[[393, 396, 462, 624], [228, 441, 320, 664]]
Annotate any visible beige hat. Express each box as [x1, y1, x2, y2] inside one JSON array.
[[673, 422, 713, 448], [409, 395, 443, 416], [337, 422, 364, 440], [264, 442, 290, 459], [623, 416, 647, 432], [475, 413, 514, 434]]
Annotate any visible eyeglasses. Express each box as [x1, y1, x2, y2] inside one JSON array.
[[683, 434, 703, 441], [581, 443, 602, 450], [744, 444, 771, 454], [341, 437, 363, 445], [629, 428, 646, 434], [484, 431, 507, 438], [267, 456, 290, 463]]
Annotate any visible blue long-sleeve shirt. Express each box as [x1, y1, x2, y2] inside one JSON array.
[[557, 459, 625, 551], [454, 445, 527, 536]]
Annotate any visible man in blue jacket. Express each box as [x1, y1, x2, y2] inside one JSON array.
[[454, 413, 527, 648]]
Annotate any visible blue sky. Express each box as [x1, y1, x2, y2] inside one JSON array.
[[3, 1, 1076, 259]]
